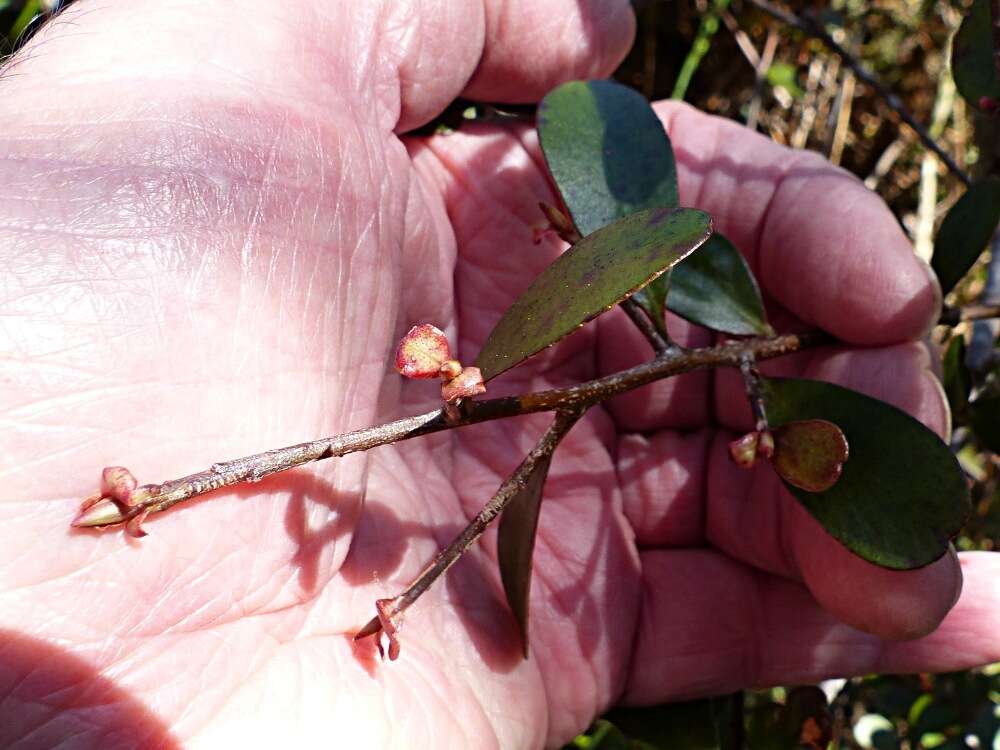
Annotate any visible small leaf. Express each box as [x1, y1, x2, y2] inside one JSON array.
[[942, 336, 971, 421], [762, 378, 970, 569], [537, 80, 770, 337], [968, 382, 1000, 454], [475, 208, 711, 380], [931, 176, 1000, 296], [670, 233, 773, 336], [771, 419, 849, 493], [497, 452, 553, 657], [951, 0, 1000, 111]]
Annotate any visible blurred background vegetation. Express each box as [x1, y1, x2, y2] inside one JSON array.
[[1, 1, 995, 748], [598, 1, 1000, 748]]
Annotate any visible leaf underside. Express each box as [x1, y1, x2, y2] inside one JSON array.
[[474, 207, 711, 381], [497, 452, 554, 658], [762, 378, 970, 570]]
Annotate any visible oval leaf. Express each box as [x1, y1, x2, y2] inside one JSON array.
[[537, 79, 770, 336], [497, 453, 553, 658], [670, 233, 773, 336], [932, 176, 1000, 296], [771, 419, 849, 493], [762, 378, 970, 569], [475, 207, 711, 380], [538, 79, 679, 237], [952, 0, 1000, 110]]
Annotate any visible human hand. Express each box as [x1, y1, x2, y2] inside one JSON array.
[[1, 2, 997, 748]]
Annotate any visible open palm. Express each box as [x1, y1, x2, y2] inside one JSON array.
[[1, 2, 998, 748]]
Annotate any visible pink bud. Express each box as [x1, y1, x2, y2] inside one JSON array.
[[729, 432, 760, 469], [979, 96, 998, 113], [441, 366, 486, 403], [757, 430, 775, 460], [375, 598, 402, 661], [395, 324, 452, 379], [101, 466, 138, 505], [439, 359, 463, 380]]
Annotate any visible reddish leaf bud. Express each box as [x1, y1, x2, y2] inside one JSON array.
[[757, 430, 775, 460], [979, 96, 998, 113], [729, 431, 760, 469], [375, 598, 402, 661], [439, 359, 463, 380], [101, 466, 138, 505], [395, 324, 452, 379], [441, 366, 487, 403]]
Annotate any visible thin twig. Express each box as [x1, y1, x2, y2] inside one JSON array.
[[73, 331, 828, 529], [940, 302, 1000, 325], [353, 408, 584, 656], [745, 0, 973, 187], [620, 297, 676, 355]]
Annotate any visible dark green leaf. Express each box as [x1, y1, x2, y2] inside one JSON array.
[[771, 419, 850, 493], [670, 233, 773, 336], [537, 79, 677, 337], [969, 382, 1000, 454], [942, 336, 971, 420], [538, 79, 679, 237], [537, 80, 770, 336], [475, 208, 711, 380], [497, 451, 553, 658], [952, 0, 1000, 110], [603, 697, 737, 750], [932, 176, 1000, 295], [762, 378, 970, 569]]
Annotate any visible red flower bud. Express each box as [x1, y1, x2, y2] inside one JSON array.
[[395, 324, 452, 379]]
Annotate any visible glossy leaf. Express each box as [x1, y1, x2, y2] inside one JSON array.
[[669, 233, 773, 335], [771, 419, 849, 493], [475, 208, 711, 380], [762, 378, 970, 569], [537, 79, 770, 336], [497, 452, 553, 658], [952, 0, 1000, 110], [932, 176, 1000, 295]]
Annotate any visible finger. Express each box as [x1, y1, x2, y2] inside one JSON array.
[[617, 429, 713, 547], [706, 343, 957, 639], [654, 101, 940, 345], [6, 1, 631, 133], [625, 550, 1000, 705], [596, 308, 714, 431], [462, 0, 635, 103]]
